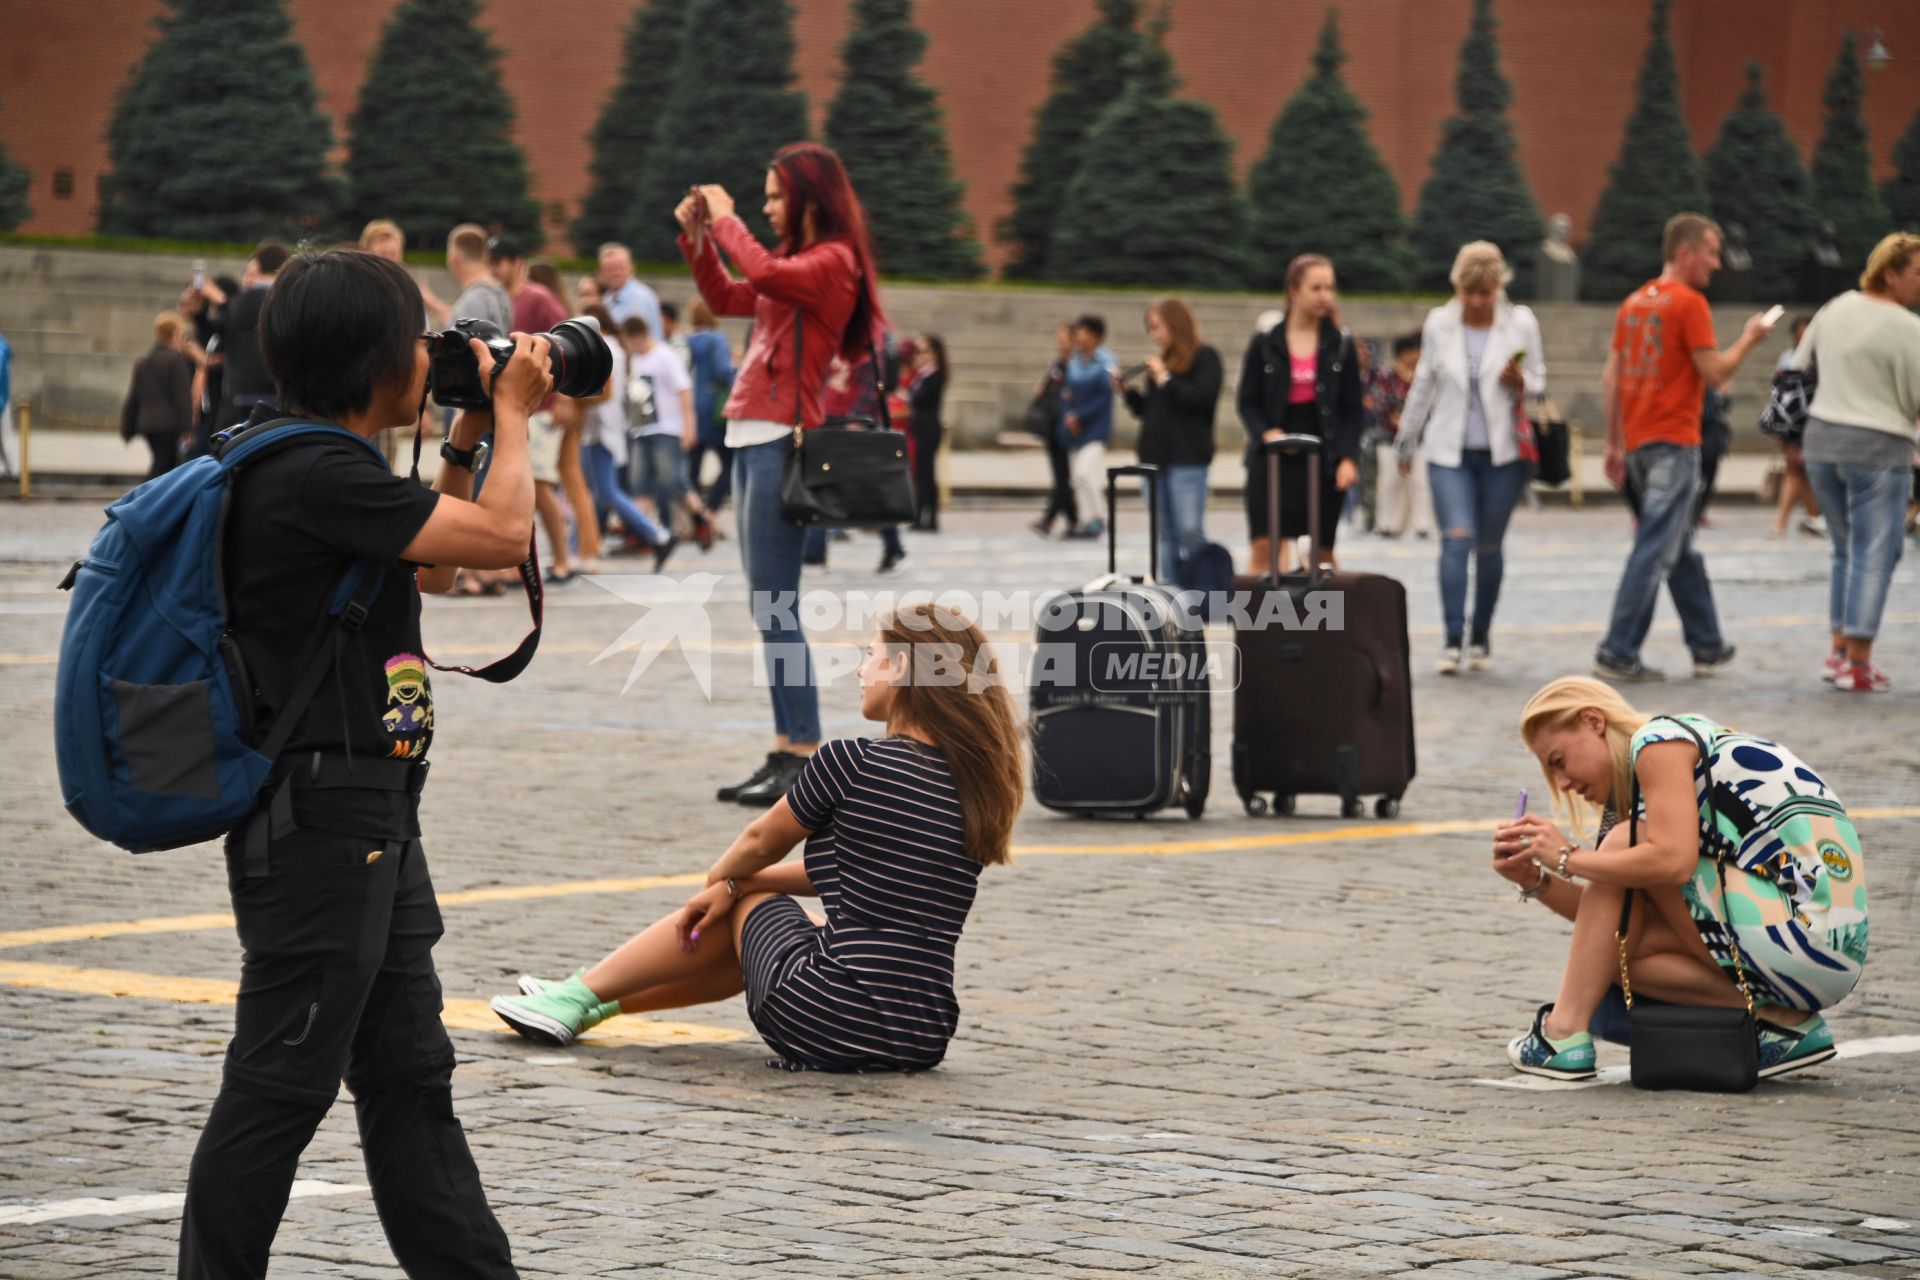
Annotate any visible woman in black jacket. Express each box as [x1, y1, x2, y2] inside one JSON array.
[[1236, 254, 1364, 573], [908, 335, 948, 531], [1120, 298, 1221, 579]]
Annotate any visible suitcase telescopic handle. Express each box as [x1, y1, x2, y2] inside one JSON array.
[[1262, 434, 1323, 586], [1105, 464, 1161, 582]]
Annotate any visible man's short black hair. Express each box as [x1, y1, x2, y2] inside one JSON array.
[[1073, 314, 1106, 341], [487, 234, 526, 263], [260, 249, 420, 422], [1392, 332, 1421, 357], [254, 240, 291, 275], [660, 301, 678, 322]]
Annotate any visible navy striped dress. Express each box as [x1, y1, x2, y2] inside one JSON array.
[[740, 736, 982, 1071]]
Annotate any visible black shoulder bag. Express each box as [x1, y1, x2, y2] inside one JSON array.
[[777, 312, 917, 529], [1618, 716, 1759, 1092]]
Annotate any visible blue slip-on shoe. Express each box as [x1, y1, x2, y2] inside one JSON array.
[[1507, 1002, 1598, 1080]]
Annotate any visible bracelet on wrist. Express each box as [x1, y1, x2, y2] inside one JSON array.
[[724, 877, 739, 900], [1517, 864, 1552, 902], [1556, 845, 1577, 879]]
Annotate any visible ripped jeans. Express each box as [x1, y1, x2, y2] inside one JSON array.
[[1426, 449, 1529, 647]]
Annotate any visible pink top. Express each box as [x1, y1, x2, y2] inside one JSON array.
[[1288, 353, 1316, 405]]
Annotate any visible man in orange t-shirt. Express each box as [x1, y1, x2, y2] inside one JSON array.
[[1595, 213, 1773, 682]]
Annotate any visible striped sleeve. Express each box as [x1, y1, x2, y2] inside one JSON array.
[[786, 738, 869, 831]]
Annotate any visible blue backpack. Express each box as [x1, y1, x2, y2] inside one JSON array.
[[54, 419, 386, 853]]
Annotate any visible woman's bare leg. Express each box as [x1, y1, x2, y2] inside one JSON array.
[[616, 968, 743, 1015], [535, 480, 573, 577], [1543, 879, 1629, 1040], [1639, 881, 1799, 1026], [558, 423, 601, 562], [583, 909, 733, 1004]]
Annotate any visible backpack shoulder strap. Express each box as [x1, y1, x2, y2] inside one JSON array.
[[253, 560, 386, 764], [213, 417, 385, 469]]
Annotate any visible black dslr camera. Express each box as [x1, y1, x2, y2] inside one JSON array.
[[425, 316, 613, 410]]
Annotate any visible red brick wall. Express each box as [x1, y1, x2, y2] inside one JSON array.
[[4, 0, 1915, 269]]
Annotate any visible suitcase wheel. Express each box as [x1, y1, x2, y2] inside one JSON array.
[[1243, 794, 1268, 817], [1274, 793, 1296, 816], [1341, 795, 1365, 820], [1374, 795, 1401, 819]]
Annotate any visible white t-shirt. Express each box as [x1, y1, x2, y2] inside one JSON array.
[[588, 336, 627, 456], [625, 343, 692, 439]]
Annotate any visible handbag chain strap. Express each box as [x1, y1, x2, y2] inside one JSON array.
[[790, 294, 885, 445], [1616, 716, 1755, 1015]]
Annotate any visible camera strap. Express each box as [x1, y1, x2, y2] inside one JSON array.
[[410, 383, 546, 684]]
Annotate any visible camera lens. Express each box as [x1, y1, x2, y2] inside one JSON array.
[[545, 318, 614, 399]]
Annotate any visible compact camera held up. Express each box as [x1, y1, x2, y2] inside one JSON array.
[[426, 316, 613, 410]]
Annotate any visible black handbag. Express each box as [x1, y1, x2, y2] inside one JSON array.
[[1530, 401, 1571, 487], [1759, 366, 1816, 446], [777, 313, 917, 529], [1617, 717, 1759, 1092]]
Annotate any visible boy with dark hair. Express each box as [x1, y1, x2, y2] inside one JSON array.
[[1060, 316, 1117, 538], [177, 247, 544, 1279]]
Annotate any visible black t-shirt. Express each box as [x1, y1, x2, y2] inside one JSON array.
[[225, 433, 441, 839]]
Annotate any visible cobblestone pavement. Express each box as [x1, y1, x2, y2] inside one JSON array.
[[2, 493, 1917, 1278]]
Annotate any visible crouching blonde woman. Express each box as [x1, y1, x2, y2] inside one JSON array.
[[492, 603, 1022, 1072], [1492, 677, 1867, 1081]]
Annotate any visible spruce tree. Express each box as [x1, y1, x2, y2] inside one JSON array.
[[573, 0, 686, 255], [99, 0, 337, 240], [629, 0, 808, 262], [1703, 61, 1811, 301], [1247, 10, 1410, 293], [0, 104, 28, 232], [1579, 0, 1707, 300], [1886, 104, 1920, 230], [1409, 0, 1545, 296], [1048, 39, 1248, 289], [996, 0, 1153, 280], [345, 0, 542, 248], [825, 0, 983, 278], [1809, 31, 1891, 266]]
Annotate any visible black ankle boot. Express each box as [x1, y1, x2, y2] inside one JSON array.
[[732, 751, 809, 807], [717, 752, 787, 803]]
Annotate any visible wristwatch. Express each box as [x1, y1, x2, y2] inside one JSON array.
[[1518, 864, 1551, 902], [440, 438, 489, 472]]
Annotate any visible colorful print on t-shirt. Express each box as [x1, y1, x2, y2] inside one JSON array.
[[382, 653, 433, 759]]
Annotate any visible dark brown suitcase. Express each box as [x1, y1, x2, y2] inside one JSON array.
[[1230, 436, 1415, 818]]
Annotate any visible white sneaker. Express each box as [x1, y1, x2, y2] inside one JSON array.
[[1437, 646, 1462, 675], [1468, 643, 1492, 672], [1820, 650, 1849, 683]]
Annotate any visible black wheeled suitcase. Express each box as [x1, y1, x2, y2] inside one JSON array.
[[1030, 465, 1210, 819], [1231, 435, 1414, 819]]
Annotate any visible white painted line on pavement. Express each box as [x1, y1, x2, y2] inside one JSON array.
[[1469, 1034, 1920, 1091], [0, 1178, 366, 1227]]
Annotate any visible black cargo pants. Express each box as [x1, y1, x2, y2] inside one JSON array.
[[177, 824, 517, 1279]]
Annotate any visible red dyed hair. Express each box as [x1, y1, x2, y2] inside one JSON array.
[[769, 141, 887, 359]]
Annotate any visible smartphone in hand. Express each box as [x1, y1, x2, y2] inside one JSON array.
[[1762, 304, 1786, 328]]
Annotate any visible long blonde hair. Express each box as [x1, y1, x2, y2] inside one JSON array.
[[1518, 676, 1650, 836], [878, 602, 1023, 866]]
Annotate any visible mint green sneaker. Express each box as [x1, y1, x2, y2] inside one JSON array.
[[490, 969, 620, 1046], [1507, 1003, 1597, 1080], [1758, 1013, 1836, 1080]]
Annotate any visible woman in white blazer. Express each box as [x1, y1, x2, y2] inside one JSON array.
[[1396, 242, 1547, 674]]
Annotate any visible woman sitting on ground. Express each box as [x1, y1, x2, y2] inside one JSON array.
[[492, 603, 1022, 1071], [1492, 676, 1867, 1082]]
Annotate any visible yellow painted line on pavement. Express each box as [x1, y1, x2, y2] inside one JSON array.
[[6, 809, 1919, 954], [0, 960, 743, 1047]]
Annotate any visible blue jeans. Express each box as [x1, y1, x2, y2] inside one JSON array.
[[803, 525, 903, 564], [1426, 450, 1528, 646], [1140, 464, 1209, 584], [582, 442, 669, 546], [627, 433, 686, 524], [1599, 443, 1724, 664], [1806, 461, 1909, 640], [735, 436, 820, 745]]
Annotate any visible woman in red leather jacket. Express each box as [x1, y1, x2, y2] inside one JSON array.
[[677, 142, 887, 807]]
